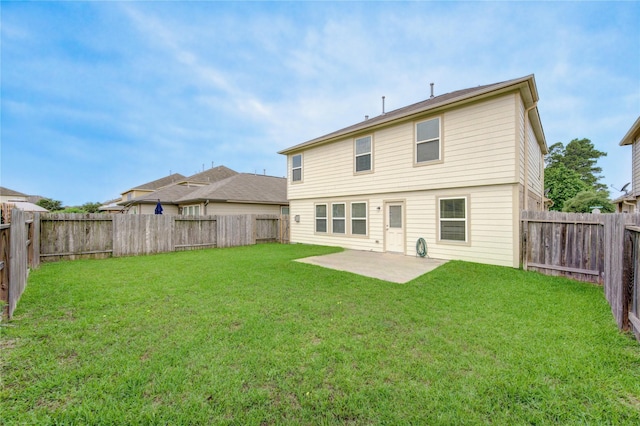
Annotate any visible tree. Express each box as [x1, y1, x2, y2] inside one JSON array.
[[37, 198, 63, 212], [562, 190, 615, 213], [81, 202, 102, 213], [545, 138, 608, 192], [544, 163, 589, 211]]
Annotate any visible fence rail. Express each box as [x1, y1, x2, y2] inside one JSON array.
[[522, 211, 640, 336]]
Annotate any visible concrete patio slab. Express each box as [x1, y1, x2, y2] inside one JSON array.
[[295, 250, 448, 283]]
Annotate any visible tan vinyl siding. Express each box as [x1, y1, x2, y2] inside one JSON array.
[[287, 94, 519, 202], [206, 203, 282, 216], [289, 183, 519, 267]]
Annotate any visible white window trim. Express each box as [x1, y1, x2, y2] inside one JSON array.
[[415, 116, 443, 165], [437, 196, 469, 244], [354, 135, 373, 174], [292, 154, 303, 183]]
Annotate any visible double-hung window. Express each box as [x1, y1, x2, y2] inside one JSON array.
[[332, 203, 346, 234], [416, 117, 440, 163], [355, 135, 372, 173], [315, 204, 327, 233], [439, 197, 467, 242], [351, 202, 367, 235], [292, 154, 302, 182]]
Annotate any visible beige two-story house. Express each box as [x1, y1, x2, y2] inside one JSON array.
[[279, 75, 547, 268], [615, 116, 640, 213]]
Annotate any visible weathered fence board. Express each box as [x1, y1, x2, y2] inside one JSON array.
[[217, 215, 255, 248], [1, 209, 40, 319], [0, 224, 9, 318], [113, 214, 174, 257], [174, 216, 217, 250], [40, 214, 113, 261], [522, 211, 605, 283]]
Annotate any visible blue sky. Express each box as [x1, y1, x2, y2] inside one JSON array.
[[1, 1, 639, 206]]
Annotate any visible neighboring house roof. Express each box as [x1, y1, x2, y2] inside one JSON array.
[[99, 198, 125, 212], [619, 116, 640, 146], [0, 186, 29, 198], [120, 166, 239, 206], [279, 74, 547, 154], [127, 173, 187, 192], [3, 201, 48, 212], [182, 165, 238, 184], [178, 173, 288, 205], [124, 183, 199, 205]]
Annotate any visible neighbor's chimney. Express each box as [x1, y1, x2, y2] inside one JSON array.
[[365, 115, 369, 120], [382, 96, 386, 114], [430, 83, 434, 99]]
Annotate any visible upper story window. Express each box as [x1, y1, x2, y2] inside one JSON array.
[[416, 117, 441, 163], [355, 135, 372, 173], [292, 154, 302, 182]]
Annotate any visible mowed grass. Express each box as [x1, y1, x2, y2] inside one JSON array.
[[1, 244, 639, 425]]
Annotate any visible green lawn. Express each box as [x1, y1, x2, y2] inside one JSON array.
[[1, 244, 639, 425]]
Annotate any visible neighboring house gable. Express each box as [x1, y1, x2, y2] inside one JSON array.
[[0, 186, 29, 203], [120, 173, 187, 203], [615, 116, 640, 213], [279, 74, 547, 268]]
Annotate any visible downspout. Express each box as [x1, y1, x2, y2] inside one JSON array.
[[523, 102, 538, 211], [204, 199, 209, 215]]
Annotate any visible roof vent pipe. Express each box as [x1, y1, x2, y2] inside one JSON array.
[[382, 96, 386, 114], [365, 115, 369, 120], [430, 83, 434, 99]]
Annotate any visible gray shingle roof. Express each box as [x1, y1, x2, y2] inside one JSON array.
[[130, 173, 187, 191], [183, 165, 237, 184], [279, 75, 541, 154], [177, 174, 287, 205], [125, 184, 197, 204], [0, 187, 29, 197]]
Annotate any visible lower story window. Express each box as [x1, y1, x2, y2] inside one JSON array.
[[183, 205, 200, 216], [351, 202, 367, 235], [439, 197, 466, 242], [315, 204, 327, 233]]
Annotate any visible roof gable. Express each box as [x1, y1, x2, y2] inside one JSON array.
[[619, 116, 640, 146], [127, 173, 187, 192]]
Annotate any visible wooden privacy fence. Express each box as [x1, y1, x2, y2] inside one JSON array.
[[0, 209, 40, 320], [522, 211, 640, 335], [39, 213, 290, 261]]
